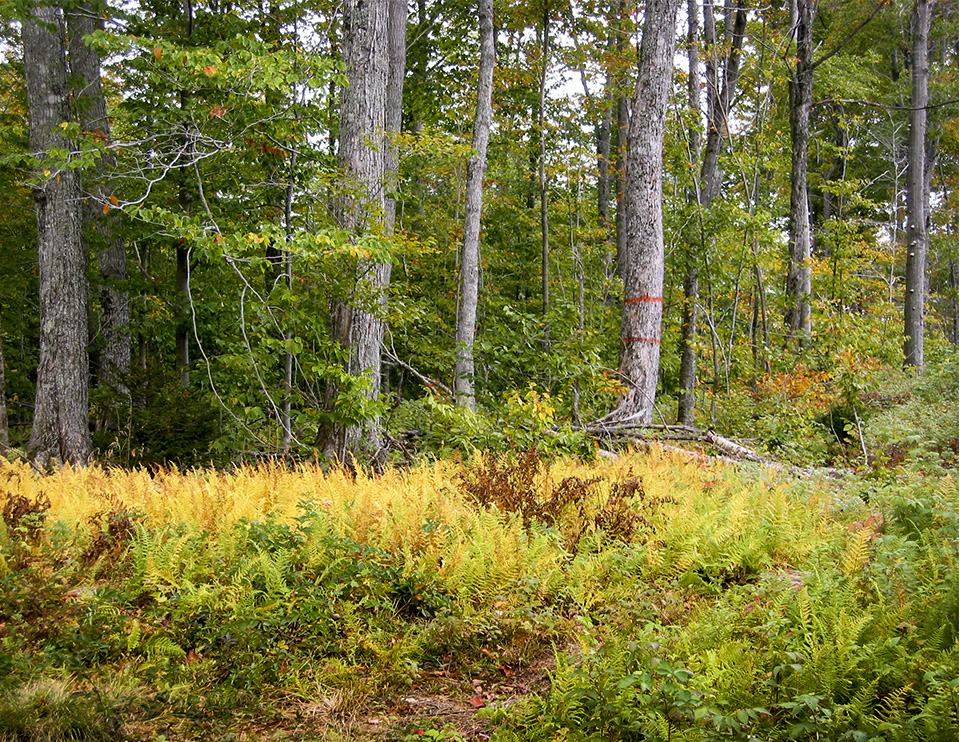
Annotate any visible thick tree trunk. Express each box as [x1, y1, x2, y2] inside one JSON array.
[[454, 0, 495, 410], [24, 4, 92, 467], [616, 0, 680, 424], [67, 7, 131, 405], [785, 0, 815, 345], [904, 0, 930, 369], [319, 0, 391, 464]]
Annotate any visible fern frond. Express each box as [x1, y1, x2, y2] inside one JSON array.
[[841, 529, 871, 578]]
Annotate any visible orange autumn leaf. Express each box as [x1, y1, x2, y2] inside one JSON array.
[[153, 46, 162, 60], [110, 195, 119, 206], [102, 203, 110, 214], [203, 65, 217, 76]]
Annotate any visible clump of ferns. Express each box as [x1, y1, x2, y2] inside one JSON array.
[[455, 448, 672, 551]]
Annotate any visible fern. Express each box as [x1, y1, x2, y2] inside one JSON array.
[[140, 635, 185, 664]]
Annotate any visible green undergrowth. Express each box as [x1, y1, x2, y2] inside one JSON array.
[[0, 448, 956, 741]]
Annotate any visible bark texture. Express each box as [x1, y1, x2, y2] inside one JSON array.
[[68, 7, 131, 400], [904, 0, 930, 368], [616, 0, 680, 424], [678, 0, 746, 425], [785, 0, 816, 344], [319, 0, 392, 464], [454, 0, 495, 410], [24, 4, 92, 467]]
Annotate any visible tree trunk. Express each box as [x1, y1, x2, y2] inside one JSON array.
[[615, 0, 680, 424], [0, 312, 8, 450], [538, 9, 551, 352], [454, 0, 495, 410], [678, 0, 746, 425], [175, 0, 194, 387], [67, 7, 131, 406], [24, 4, 92, 467], [677, 0, 701, 426], [785, 0, 815, 345], [904, 0, 930, 369], [319, 0, 391, 464]]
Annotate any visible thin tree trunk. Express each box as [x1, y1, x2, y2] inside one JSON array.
[[904, 0, 930, 369], [0, 312, 7, 450], [175, 0, 194, 387], [616, 0, 680, 424], [538, 9, 551, 352], [280, 153, 297, 450], [454, 0, 495, 410], [24, 4, 92, 467], [67, 6, 131, 414], [785, 0, 815, 345], [678, 0, 701, 426]]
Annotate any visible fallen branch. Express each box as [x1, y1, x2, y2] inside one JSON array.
[[579, 419, 848, 480]]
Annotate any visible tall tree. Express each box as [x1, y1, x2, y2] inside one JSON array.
[[67, 6, 131, 403], [538, 5, 552, 351], [24, 2, 92, 466], [0, 311, 7, 450], [677, 0, 746, 425], [454, 0, 495, 410], [319, 0, 392, 464], [615, 0, 680, 424], [784, 0, 816, 344], [904, 0, 931, 369]]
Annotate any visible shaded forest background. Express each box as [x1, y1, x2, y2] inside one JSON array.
[[0, 0, 957, 469]]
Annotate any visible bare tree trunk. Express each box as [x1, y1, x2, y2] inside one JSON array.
[[280, 154, 296, 451], [24, 4, 92, 467], [615, 0, 680, 424], [0, 312, 8, 450], [67, 6, 131, 408], [538, 9, 551, 352], [678, 0, 746, 425], [175, 0, 194, 387], [454, 0, 495, 410], [904, 0, 930, 369], [785, 0, 815, 345], [319, 0, 391, 464], [677, 0, 702, 426]]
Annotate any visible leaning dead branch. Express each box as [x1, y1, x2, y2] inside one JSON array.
[[578, 419, 848, 480]]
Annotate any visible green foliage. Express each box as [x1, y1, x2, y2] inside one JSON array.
[[0, 679, 128, 742], [863, 353, 959, 472]]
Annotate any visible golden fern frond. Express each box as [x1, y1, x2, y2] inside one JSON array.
[[841, 529, 871, 578], [869, 684, 912, 725]]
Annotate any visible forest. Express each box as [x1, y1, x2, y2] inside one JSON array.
[[0, 0, 958, 740], [0, 0, 956, 466]]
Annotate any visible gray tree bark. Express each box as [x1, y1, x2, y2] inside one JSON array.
[[615, 0, 680, 424], [0, 312, 7, 450], [538, 9, 551, 352], [319, 0, 392, 465], [904, 0, 930, 369], [784, 0, 816, 344], [454, 0, 495, 410], [677, 0, 702, 426], [24, 3, 92, 467], [678, 0, 746, 425], [67, 7, 131, 404]]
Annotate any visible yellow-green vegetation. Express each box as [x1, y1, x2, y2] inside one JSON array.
[[0, 448, 956, 741]]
